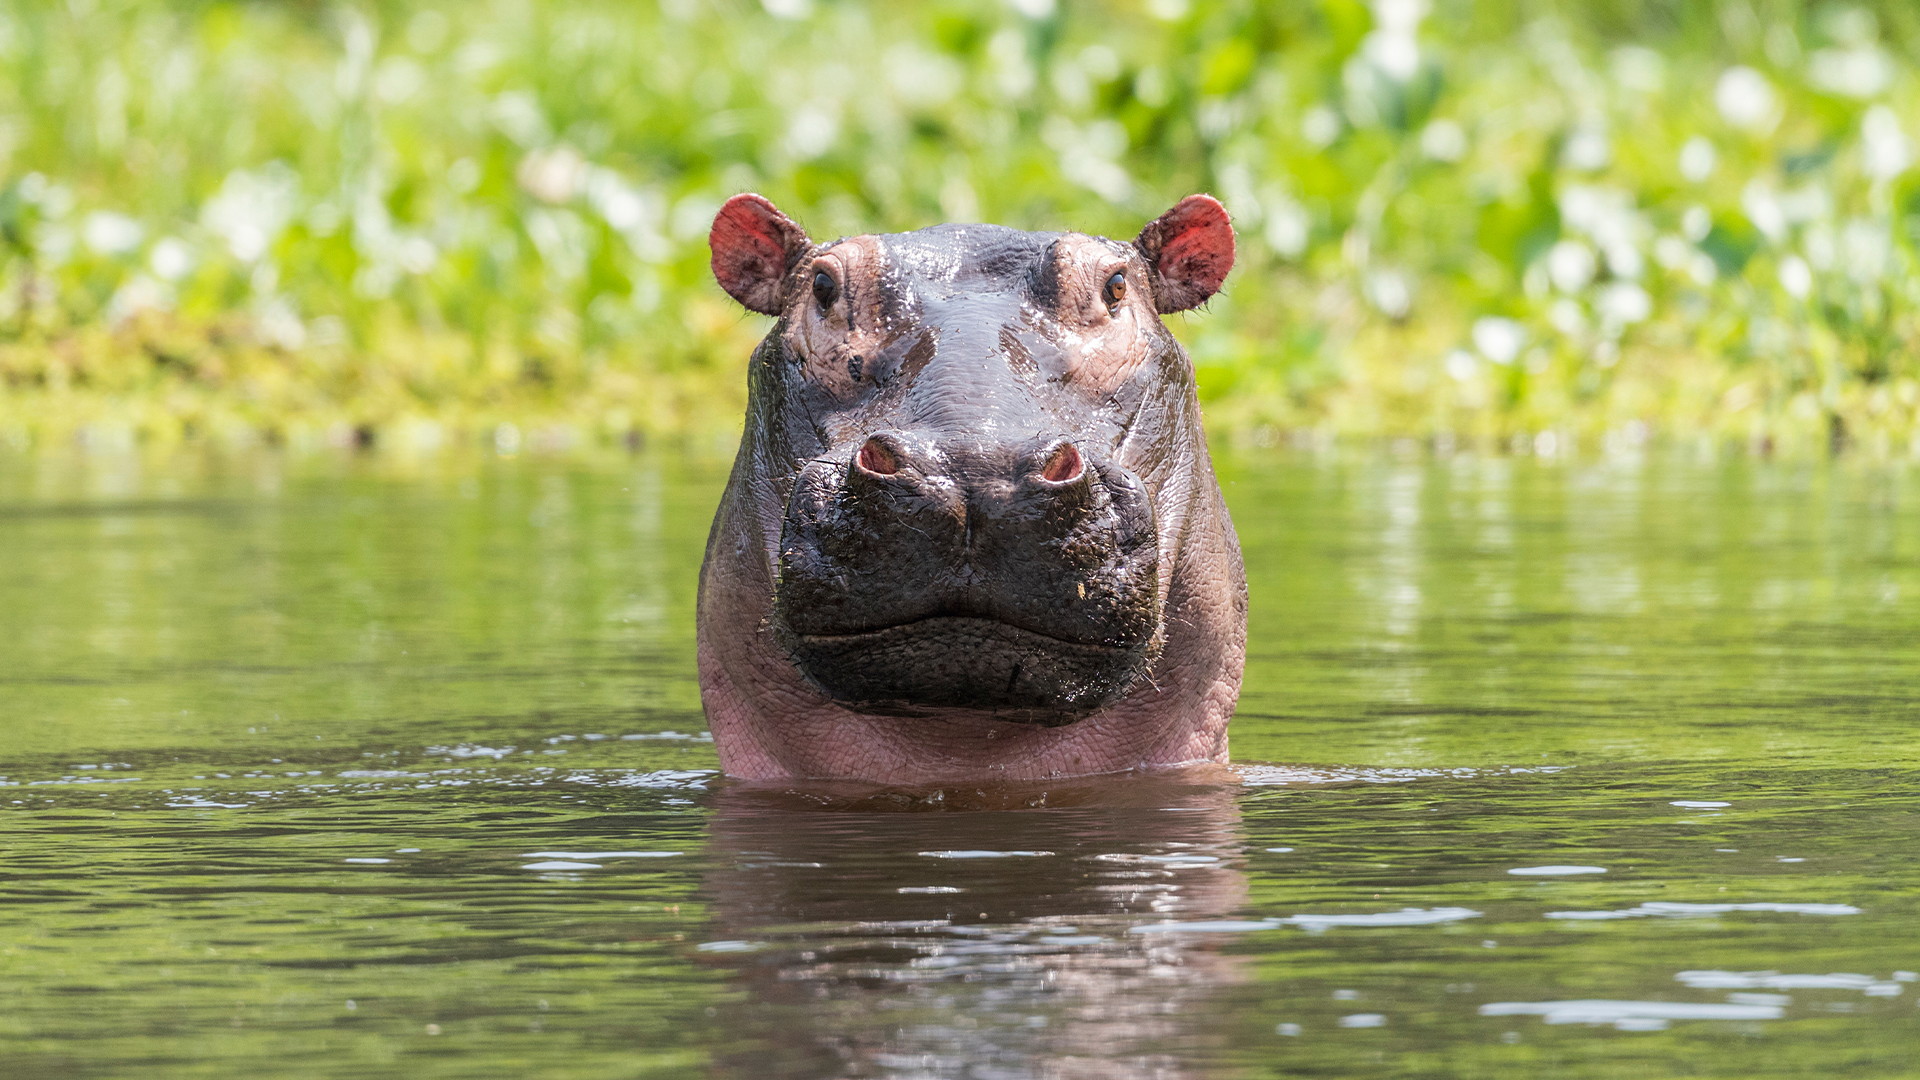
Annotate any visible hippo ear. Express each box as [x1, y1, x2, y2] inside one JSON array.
[[710, 194, 812, 315], [1133, 194, 1235, 313]]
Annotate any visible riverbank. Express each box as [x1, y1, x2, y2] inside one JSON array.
[[4, 0, 1917, 458]]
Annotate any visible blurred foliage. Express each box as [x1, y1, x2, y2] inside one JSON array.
[[2, 0, 1919, 456]]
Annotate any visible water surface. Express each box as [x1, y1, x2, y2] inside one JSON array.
[[2, 448, 1916, 1078]]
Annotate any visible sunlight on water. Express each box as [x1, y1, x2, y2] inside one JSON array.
[[1480, 999, 1786, 1030]]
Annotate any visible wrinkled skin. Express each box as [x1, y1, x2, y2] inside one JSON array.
[[698, 193, 1246, 782]]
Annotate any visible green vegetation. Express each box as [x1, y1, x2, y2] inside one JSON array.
[[3, 0, 1918, 456]]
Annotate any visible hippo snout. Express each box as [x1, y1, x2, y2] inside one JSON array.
[[773, 431, 1162, 725], [841, 432, 1099, 531], [852, 432, 1084, 487]]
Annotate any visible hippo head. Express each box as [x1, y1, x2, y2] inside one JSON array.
[[699, 194, 1245, 780]]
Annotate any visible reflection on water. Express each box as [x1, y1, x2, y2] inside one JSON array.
[[1546, 901, 1864, 919], [700, 773, 1250, 1078], [3, 448, 1920, 1078], [1480, 998, 1787, 1031], [1486, 966, 1919, 1031]]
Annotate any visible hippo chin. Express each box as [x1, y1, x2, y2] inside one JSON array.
[[697, 193, 1247, 783]]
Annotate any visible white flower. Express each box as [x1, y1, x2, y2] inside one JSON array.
[[1715, 67, 1776, 131], [1803, 224, 1836, 270], [201, 164, 300, 263], [82, 211, 143, 255], [1653, 234, 1692, 270], [447, 158, 481, 194], [1861, 105, 1912, 180], [583, 169, 648, 232], [1363, 31, 1420, 81], [1741, 180, 1787, 243], [523, 207, 590, 281], [1042, 117, 1131, 203], [1559, 185, 1646, 256], [1442, 349, 1477, 381], [1548, 298, 1586, 335], [255, 296, 306, 351], [107, 275, 171, 322], [396, 236, 437, 275], [1372, 0, 1427, 35], [1809, 47, 1892, 98], [1362, 0, 1428, 81], [989, 30, 1037, 99], [885, 46, 961, 108], [1610, 47, 1665, 92], [1678, 137, 1715, 182], [784, 105, 839, 161], [1604, 242, 1644, 280], [373, 57, 426, 105], [1563, 127, 1611, 171], [1687, 252, 1717, 286], [1681, 205, 1711, 242], [516, 146, 585, 205], [149, 237, 194, 281], [1365, 268, 1413, 319], [1078, 45, 1121, 82], [1777, 185, 1832, 226], [1302, 104, 1342, 148], [1595, 282, 1651, 326], [1263, 193, 1311, 258], [1472, 316, 1526, 365], [490, 91, 551, 148], [1050, 58, 1092, 109], [1777, 255, 1813, 299], [1546, 239, 1596, 293], [1841, 218, 1889, 284], [1420, 118, 1467, 161]]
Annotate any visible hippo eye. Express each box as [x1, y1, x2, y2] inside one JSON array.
[[1102, 271, 1127, 311], [812, 270, 838, 312]]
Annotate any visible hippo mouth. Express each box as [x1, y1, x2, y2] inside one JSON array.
[[782, 613, 1155, 727], [768, 432, 1164, 727]]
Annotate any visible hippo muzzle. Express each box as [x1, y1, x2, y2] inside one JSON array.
[[696, 193, 1246, 782], [773, 430, 1161, 725]]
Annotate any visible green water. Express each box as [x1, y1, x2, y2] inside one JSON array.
[[2, 448, 1917, 1078]]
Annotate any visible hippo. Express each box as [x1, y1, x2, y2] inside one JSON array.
[[698, 193, 1246, 783]]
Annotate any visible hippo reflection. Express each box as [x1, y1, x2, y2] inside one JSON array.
[[698, 772, 1250, 1078], [700, 195, 1247, 783]]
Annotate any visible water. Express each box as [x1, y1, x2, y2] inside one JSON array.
[[2, 448, 1917, 1078]]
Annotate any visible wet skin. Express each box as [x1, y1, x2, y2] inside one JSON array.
[[699, 194, 1246, 782]]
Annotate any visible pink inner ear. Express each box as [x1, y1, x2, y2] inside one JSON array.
[[710, 194, 803, 314], [1155, 196, 1234, 301]]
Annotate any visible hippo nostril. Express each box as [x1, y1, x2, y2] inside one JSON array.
[[856, 436, 902, 477], [1039, 442, 1083, 485]]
